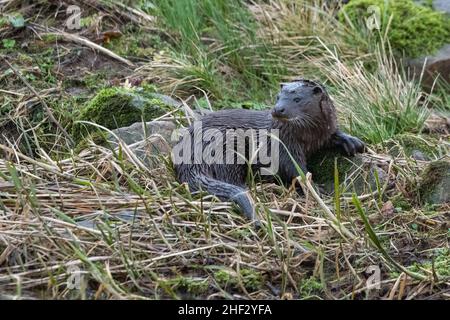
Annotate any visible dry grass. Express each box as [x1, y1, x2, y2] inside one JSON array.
[[0, 129, 449, 299], [0, 0, 449, 300]]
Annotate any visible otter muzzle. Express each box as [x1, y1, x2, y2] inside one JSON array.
[[271, 105, 288, 120]]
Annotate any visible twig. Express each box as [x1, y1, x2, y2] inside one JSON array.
[[42, 31, 135, 67]]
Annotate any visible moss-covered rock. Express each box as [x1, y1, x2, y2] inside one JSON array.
[[308, 149, 355, 185], [418, 160, 450, 204], [340, 0, 450, 58], [308, 148, 387, 195], [72, 87, 170, 143], [385, 133, 440, 160]]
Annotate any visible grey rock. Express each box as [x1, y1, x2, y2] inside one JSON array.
[[110, 120, 177, 146], [413, 0, 450, 14], [109, 120, 178, 168], [411, 150, 429, 161], [150, 93, 182, 108], [341, 156, 388, 195], [433, 0, 450, 14], [419, 160, 450, 205]]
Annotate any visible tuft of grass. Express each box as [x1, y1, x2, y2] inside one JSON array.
[[309, 44, 430, 144], [139, 0, 285, 102]]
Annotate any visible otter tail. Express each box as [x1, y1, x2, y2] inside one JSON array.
[[199, 175, 256, 220], [180, 170, 257, 222]]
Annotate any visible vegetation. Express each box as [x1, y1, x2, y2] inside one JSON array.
[[0, 0, 448, 300], [340, 0, 450, 58]]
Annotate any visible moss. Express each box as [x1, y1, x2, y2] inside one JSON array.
[[229, 228, 253, 239], [386, 133, 439, 159], [418, 160, 450, 204], [160, 276, 209, 295], [391, 194, 413, 211], [307, 148, 356, 185], [80, 15, 98, 29], [41, 34, 58, 43], [213, 269, 232, 285], [2, 39, 15, 51], [17, 53, 33, 65], [239, 269, 263, 291], [340, 0, 450, 58], [72, 87, 169, 143], [213, 268, 264, 291], [298, 276, 324, 298], [0, 17, 7, 28], [406, 248, 450, 278], [308, 147, 386, 194]]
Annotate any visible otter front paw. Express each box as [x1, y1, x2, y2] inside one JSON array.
[[333, 131, 365, 156]]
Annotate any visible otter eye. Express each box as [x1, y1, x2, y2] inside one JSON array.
[[294, 98, 301, 103]]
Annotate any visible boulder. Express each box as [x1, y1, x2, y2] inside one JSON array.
[[407, 44, 450, 89], [73, 88, 178, 142], [308, 148, 388, 195], [419, 160, 450, 205], [409, 0, 450, 87], [385, 133, 441, 161], [433, 0, 450, 14], [110, 120, 177, 147], [109, 120, 177, 168]]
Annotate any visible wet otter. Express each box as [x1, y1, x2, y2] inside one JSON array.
[[173, 79, 364, 223]]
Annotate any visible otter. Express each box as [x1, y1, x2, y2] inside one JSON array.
[[173, 79, 364, 223]]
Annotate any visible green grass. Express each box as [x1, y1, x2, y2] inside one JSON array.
[[143, 0, 285, 101], [430, 79, 450, 112], [309, 45, 430, 144]]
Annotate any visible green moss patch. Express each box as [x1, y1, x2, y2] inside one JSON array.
[[308, 148, 356, 185], [104, 24, 164, 58], [308, 147, 386, 195], [405, 248, 450, 278], [73, 87, 169, 143], [298, 276, 324, 299], [340, 0, 450, 58], [213, 268, 264, 291], [391, 194, 413, 211], [159, 276, 209, 296]]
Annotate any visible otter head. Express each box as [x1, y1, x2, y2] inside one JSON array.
[[271, 79, 335, 127]]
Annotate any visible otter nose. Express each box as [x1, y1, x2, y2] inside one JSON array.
[[272, 105, 286, 118], [275, 107, 285, 114]]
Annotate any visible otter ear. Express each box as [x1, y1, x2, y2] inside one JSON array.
[[313, 86, 323, 95]]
